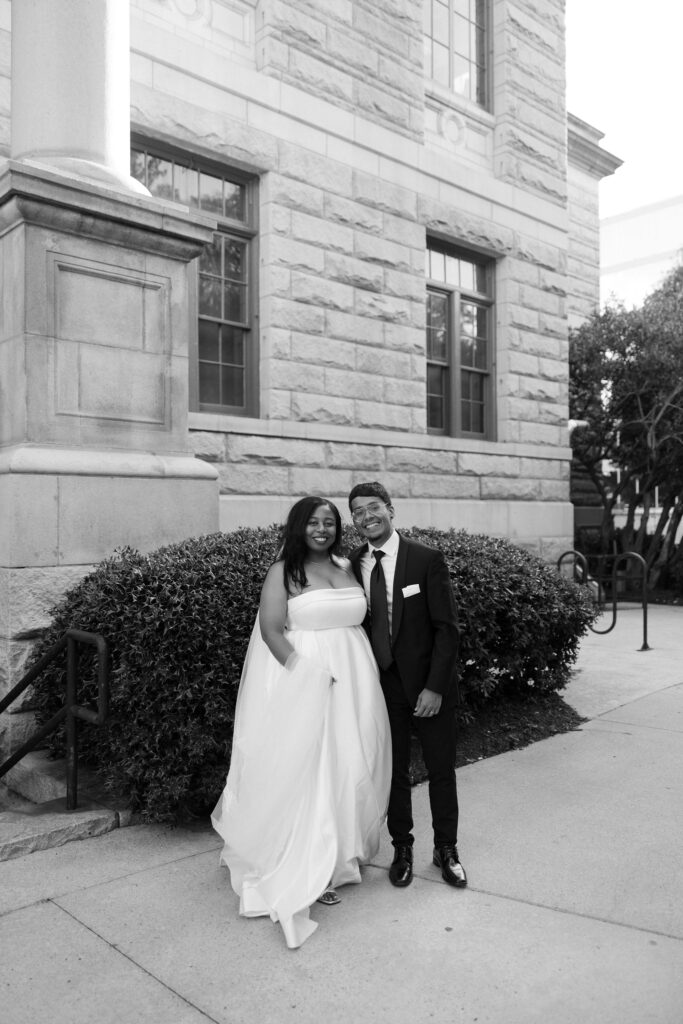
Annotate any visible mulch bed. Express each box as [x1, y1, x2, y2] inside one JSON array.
[[409, 690, 586, 783]]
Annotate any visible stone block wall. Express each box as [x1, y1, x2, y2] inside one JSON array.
[[257, 0, 424, 139], [492, 0, 567, 205], [566, 115, 622, 327], [0, 0, 619, 579], [567, 163, 601, 327], [128, 0, 584, 558], [0, 1, 9, 156]]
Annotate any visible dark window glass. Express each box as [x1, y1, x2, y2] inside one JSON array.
[[198, 319, 220, 362], [131, 145, 255, 414], [426, 242, 494, 437], [199, 274, 222, 319], [424, 0, 489, 109], [173, 164, 198, 207], [200, 172, 224, 215], [199, 361, 221, 406], [427, 292, 449, 362]]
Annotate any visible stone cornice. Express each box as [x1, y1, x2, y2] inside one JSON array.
[[0, 159, 217, 259], [0, 445, 218, 480], [567, 113, 623, 180]]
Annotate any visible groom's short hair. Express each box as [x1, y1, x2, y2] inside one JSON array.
[[348, 481, 392, 510]]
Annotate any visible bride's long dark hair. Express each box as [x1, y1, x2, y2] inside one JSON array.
[[279, 496, 343, 594]]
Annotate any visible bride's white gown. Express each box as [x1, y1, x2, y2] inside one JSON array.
[[211, 587, 391, 949]]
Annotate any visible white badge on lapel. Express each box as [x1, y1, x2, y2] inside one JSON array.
[[402, 583, 420, 597]]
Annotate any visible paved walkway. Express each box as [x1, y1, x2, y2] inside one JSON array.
[[2, 604, 682, 1024]]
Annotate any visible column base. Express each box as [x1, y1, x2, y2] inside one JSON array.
[[0, 445, 219, 568]]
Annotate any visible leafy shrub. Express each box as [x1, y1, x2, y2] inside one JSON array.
[[30, 527, 596, 822], [398, 528, 597, 702]]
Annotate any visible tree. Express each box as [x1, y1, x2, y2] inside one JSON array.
[[569, 264, 683, 588]]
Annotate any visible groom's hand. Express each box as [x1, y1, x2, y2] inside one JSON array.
[[413, 688, 442, 717]]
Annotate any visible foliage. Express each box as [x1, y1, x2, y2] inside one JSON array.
[[30, 531, 279, 823], [30, 527, 596, 822], [569, 265, 683, 585], [397, 528, 597, 702]]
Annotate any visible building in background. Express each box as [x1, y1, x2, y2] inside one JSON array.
[[601, 195, 683, 308], [0, 0, 621, 755], [123, 0, 619, 549]]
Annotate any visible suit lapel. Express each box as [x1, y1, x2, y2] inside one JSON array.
[[350, 543, 367, 586], [391, 534, 408, 643]]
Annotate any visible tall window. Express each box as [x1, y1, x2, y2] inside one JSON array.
[[426, 242, 494, 437], [131, 143, 258, 415], [423, 0, 489, 109]]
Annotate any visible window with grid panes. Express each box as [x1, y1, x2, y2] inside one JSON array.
[[426, 243, 494, 437], [423, 0, 489, 109], [130, 144, 257, 415]]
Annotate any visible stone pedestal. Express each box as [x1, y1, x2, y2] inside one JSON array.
[[0, 162, 219, 755]]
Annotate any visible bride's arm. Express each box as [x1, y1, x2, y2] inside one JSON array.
[[258, 562, 297, 668]]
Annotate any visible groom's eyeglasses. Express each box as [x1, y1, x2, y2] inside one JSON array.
[[350, 502, 388, 523]]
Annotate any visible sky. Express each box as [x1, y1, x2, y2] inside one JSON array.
[[565, 0, 683, 219]]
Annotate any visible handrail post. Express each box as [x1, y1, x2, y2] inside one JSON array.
[[0, 628, 110, 809], [66, 633, 78, 810]]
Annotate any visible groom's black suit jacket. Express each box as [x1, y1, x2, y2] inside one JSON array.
[[350, 533, 460, 707]]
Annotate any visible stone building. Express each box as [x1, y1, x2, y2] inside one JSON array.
[[0, 0, 620, 756]]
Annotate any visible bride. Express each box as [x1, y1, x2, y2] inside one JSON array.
[[211, 495, 391, 949]]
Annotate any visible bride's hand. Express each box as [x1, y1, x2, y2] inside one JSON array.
[[285, 651, 335, 685]]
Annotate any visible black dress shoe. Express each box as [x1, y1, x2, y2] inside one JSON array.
[[389, 844, 413, 887], [433, 844, 467, 888]]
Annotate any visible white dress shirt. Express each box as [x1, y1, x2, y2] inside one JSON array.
[[359, 528, 400, 630]]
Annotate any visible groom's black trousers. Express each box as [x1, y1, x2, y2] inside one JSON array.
[[380, 662, 459, 848]]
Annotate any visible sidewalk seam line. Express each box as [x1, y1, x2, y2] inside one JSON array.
[[588, 679, 683, 719], [459, 885, 683, 942], [0, 841, 222, 920], [587, 719, 683, 735], [360, 864, 683, 942], [49, 898, 225, 1024]]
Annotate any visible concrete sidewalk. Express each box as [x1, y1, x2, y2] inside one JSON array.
[[2, 604, 682, 1024]]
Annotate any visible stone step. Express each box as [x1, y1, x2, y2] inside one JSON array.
[[0, 784, 36, 814], [0, 750, 136, 861], [0, 798, 120, 861], [4, 750, 73, 804]]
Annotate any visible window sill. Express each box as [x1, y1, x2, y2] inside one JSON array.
[[188, 412, 570, 459], [425, 81, 494, 133]]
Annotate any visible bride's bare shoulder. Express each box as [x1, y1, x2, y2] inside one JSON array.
[[261, 560, 286, 591]]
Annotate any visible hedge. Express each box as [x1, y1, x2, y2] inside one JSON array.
[[29, 527, 596, 822]]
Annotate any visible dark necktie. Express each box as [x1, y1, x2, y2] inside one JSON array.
[[370, 550, 393, 670]]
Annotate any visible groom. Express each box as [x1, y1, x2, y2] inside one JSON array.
[[348, 481, 466, 889]]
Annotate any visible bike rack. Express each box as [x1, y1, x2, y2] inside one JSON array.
[[557, 550, 651, 652]]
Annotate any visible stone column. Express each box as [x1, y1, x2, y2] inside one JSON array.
[[0, 0, 219, 758], [11, 0, 145, 194]]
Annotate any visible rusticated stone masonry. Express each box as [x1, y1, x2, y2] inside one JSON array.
[[192, 431, 569, 505], [257, 0, 424, 138]]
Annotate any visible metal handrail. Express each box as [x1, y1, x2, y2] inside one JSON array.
[[557, 550, 651, 651], [0, 629, 110, 809]]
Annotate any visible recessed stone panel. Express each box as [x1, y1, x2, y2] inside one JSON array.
[[52, 255, 167, 353], [56, 341, 168, 425]]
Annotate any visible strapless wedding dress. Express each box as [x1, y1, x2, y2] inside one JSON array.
[[211, 587, 391, 948]]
